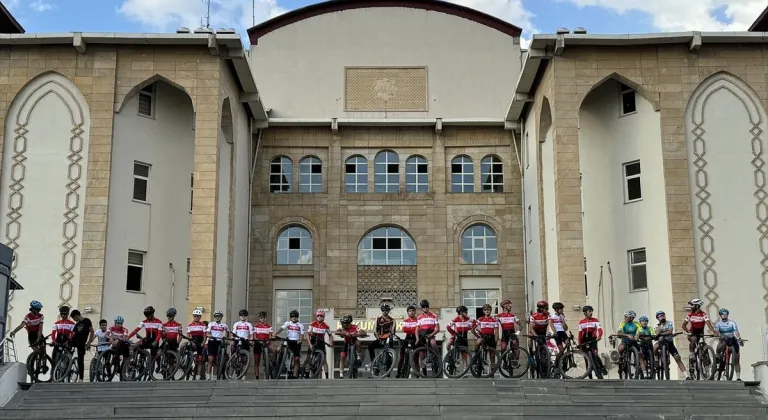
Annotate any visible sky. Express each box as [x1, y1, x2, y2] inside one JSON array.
[[4, 0, 768, 48]]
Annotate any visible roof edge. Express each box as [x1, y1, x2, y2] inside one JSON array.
[[749, 6, 768, 32], [0, 2, 24, 33]]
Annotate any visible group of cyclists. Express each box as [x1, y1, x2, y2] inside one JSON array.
[[7, 295, 745, 381]]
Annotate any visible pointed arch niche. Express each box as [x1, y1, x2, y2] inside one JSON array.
[[685, 72, 768, 323], [0, 72, 91, 325]]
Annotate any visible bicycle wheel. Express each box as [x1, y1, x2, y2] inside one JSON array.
[[306, 349, 326, 379], [660, 348, 670, 380], [121, 348, 151, 381], [412, 346, 442, 378], [723, 349, 734, 381], [536, 344, 551, 378], [644, 346, 655, 380], [52, 352, 72, 383], [26, 351, 53, 383], [627, 347, 641, 379], [698, 345, 716, 380], [499, 347, 530, 379], [559, 350, 591, 379], [153, 350, 180, 381], [277, 348, 292, 379], [368, 348, 393, 379], [443, 347, 471, 379], [225, 349, 251, 380], [65, 357, 80, 383], [470, 348, 499, 378]]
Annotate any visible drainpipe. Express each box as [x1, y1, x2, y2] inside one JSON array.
[[246, 123, 263, 311], [169, 263, 176, 309]]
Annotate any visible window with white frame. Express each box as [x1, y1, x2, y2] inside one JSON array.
[[299, 156, 322, 193], [185, 257, 190, 299], [345, 155, 368, 193], [405, 155, 428, 193], [461, 289, 500, 319], [275, 290, 312, 326], [526, 205, 532, 244], [269, 156, 293, 193], [461, 224, 498, 264], [451, 155, 474, 192], [374, 151, 399, 193], [133, 162, 150, 202], [628, 248, 647, 291], [189, 173, 194, 213], [358, 226, 417, 266], [623, 160, 642, 202], [126, 250, 145, 292], [619, 82, 637, 115], [276, 226, 313, 265], [481, 155, 503, 192], [138, 84, 155, 118]]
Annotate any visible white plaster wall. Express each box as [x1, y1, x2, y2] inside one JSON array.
[[214, 135, 232, 318], [103, 81, 194, 331], [541, 124, 559, 303], [685, 73, 768, 379], [250, 7, 520, 119], [522, 116, 542, 309], [1, 73, 90, 362], [579, 79, 672, 335]]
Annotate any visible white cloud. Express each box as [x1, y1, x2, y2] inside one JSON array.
[[561, 0, 767, 32], [447, 0, 536, 47], [29, 0, 53, 12]]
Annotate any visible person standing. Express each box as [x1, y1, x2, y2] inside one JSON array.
[[69, 309, 94, 382]]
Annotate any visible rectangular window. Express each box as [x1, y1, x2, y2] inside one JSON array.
[[189, 173, 194, 213], [275, 290, 312, 326], [619, 82, 636, 116], [526, 205, 532, 244], [185, 258, 191, 300], [628, 248, 647, 291], [623, 160, 642, 202], [138, 84, 155, 118], [461, 289, 500, 319], [133, 162, 150, 202], [126, 250, 145, 292]]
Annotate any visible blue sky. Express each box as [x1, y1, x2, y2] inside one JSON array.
[[4, 0, 767, 47]]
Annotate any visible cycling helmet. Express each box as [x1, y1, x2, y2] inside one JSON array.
[[114, 315, 124, 324], [501, 299, 512, 307], [419, 299, 430, 309], [341, 314, 353, 325], [315, 309, 325, 316], [143, 306, 155, 317], [239, 309, 248, 316], [213, 309, 224, 317], [59, 305, 70, 315], [30, 300, 43, 310], [582, 305, 594, 313], [624, 310, 636, 318], [552, 302, 565, 310], [536, 301, 549, 309], [456, 305, 468, 314], [192, 309, 203, 316], [258, 311, 268, 318], [655, 310, 666, 319], [166, 308, 177, 317], [689, 298, 704, 307], [289, 309, 299, 318], [639, 316, 649, 322], [482, 303, 492, 311], [719, 308, 729, 316], [380, 304, 391, 312], [406, 305, 416, 311]]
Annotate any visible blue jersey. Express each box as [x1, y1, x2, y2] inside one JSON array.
[[715, 320, 739, 338]]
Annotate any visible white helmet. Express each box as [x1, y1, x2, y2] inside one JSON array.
[[213, 309, 224, 317], [192, 309, 203, 316], [624, 310, 636, 318], [689, 298, 704, 307]]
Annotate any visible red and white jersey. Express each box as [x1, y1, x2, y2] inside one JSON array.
[[530, 311, 550, 333], [51, 319, 75, 341], [232, 321, 254, 339], [496, 312, 519, 331], [282, 321, 305, 341], [550, 313, 566, 332], [309, 321, 330, 337], [685, 311, 709, 330], [162, 321, 182, 341], [207, 321, 229, 340], [578, 317, 603, 344], [448, 316, 475, 335], [23, 312, 44, 332], [401, 317, 418, 335], [253, 323, 273, 341], [186, 321, 206, 338], [128, 317, 164, 343], [417, 312, 438, 331], [476, 316, 499, 335], [108, 325, 129, 341], [339, 324, 360, 343]]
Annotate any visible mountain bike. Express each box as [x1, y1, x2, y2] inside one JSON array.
[[637, 335, 655, 379], [555, 333, 591, 379], [609, 335, 640, 379], [25, 334, 52, 383], [52, 341, 79, 383], [394, 335, 419, 379], [527, 334, 553, 378], [443, 334, 471, 379], [713, 337, 747, 381], [369, 336, 396, 379], [576, 339, 604, 379], [149, 339, 180, 381], [654, 332, 683, 380], [121, 334, 152, 381], [175, 334, 202, 380], [223, 336, 252, 380], [470, 334, 499, 378], [498, 331, 530, 379], [411, 335, 442, 378], [687, 333, 716, 380]]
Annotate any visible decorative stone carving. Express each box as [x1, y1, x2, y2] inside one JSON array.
[[356, 265, 417, 317], [345, 67, 428, 112]]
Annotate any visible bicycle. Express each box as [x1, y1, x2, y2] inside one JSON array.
[[368, 336, 396, 379], [175, 334, 204, 380], [554, 333, 592, 379], [273, 337, 295, 380], [342, 340, 361, 379], [469, 334, 499, 378], [52, 341, 79, 383], [687, 333, 716, 380], [411, 335, 442, 378], [576, 339, 604, 379], [443, 334, 472, 379], [259, 339, 279, 380], [92, 340, 129, 382], [25, 334, 52, 383], [149, 339, 180, 381], [637, 335, 655, 379], [609, 334, 641, 379], [713, 337, 747, 381], [654, 332, 683, 380], [223, 336, 251, 380], [498, 331, 530, 379], [301, 339, 327, 379], [394, 335, 419, 379], [121, 334, 152, 381], [526, 334, 553, 378]]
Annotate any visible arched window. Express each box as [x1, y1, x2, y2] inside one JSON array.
[[374, 151, 399, 193], [461, 224, 497, 264], [451, 155, 474, 192], [481, 155, 503, 192], [345, 155, 368, 193], [358, 226, 416, 265], [269, 156, 292, 193], [299, 156, 322, 193], [276, 226, 312, 264], [405, 155, 428, 193]]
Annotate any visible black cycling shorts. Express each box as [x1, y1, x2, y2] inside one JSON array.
[[310, 336, 327, 354], [501, 329, 518, 344], [554, 331, 568, 345], [207, 339, 221, 357], [480, 334, 497, 349], [286, 339, 301, 357]]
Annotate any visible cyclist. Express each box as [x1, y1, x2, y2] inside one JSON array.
[[397, 305, 419, 378], [335, 314, 366, 378], [528, 301, 550, 354], [162, 308, 182, 352], [683, 297, 716, 375], [107, 316, 130, 371], [446, 305, 474, 352], [655, 310, 689, 379], [181, 308, 206, 378], [714, 308, 743, 381], [368, 304, 396, 368], [616, 310, 645, 374], [474, 303, 500, 370], [91, 319, 110, 355], [637, 315, 655, 378], [232, 309, 254, 353], [497, 299, 521, 355], [69, 309, 94, 381], [127, 306, 163, 358], [577, 305, 607, 376], [205, 309, 230, 379], [549, 302, 568, 354], [9, 300, 44, 347], [307, 309, 332, 378], [275, 309, 305, 378], [252, 311, 273, 379], [415, 299, 440, 353], [51, 306, 76, 364]]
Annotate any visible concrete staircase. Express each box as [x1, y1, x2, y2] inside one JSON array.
[[0, 378, 765, 419]]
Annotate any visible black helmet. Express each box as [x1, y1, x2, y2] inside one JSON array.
[[239, 309, 248, 316], [341, 314, 353, 325], [380, 304, 391, 312], [456, 305, 468, 314], [406, 305, 416, 311], [59, 305, 70, 315], [166, 307, 177, 317], [258, 311, 268, 318], [143, 306, 155, 317], [289, 309, 299, 318], [419, 299, 430, 309], [552, 302, 564, 310], [582, 305, 594, 313]]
